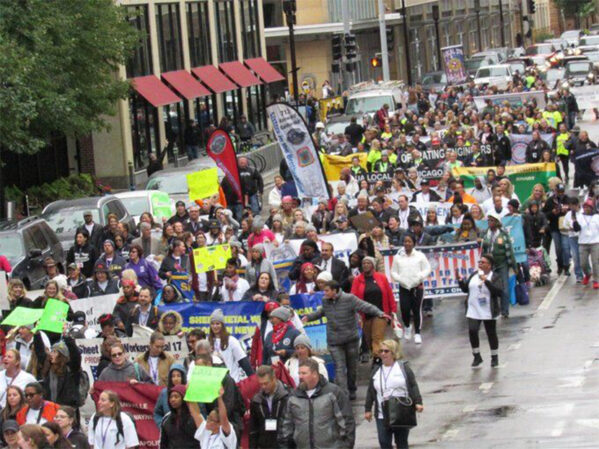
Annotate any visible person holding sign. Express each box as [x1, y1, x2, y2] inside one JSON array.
[[189, 387, 237, 449], [37, 336, 82, 408]]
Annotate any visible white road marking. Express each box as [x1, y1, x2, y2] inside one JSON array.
[[442, 429, 459, 440], [479, 382, 493, 393], [527, 402, 574, 417], [558, 376, 585, 388], [462, 404, 477, 413], [538, 275, 567, 311], [551, 420, 565, 437], [507, 342, 521, 351], [584, 359, 594, 370]]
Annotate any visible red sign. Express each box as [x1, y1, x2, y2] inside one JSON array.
[[206, 129, 243, 204]]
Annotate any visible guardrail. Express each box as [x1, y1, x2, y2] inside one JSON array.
[[244, 142, 283, 174]]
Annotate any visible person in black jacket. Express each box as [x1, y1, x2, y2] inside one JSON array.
[[66, 230, 96, 278], [317, 242, 349, 281], [523, 200, 548, 249], [288, 240, 322, 281], [493, 124, 512, 165], [525, 131, 549, 163], [76, 211, 103, 252], [36, 336, 82, 408], [159, 239, 189, 281], [238, 156, 264, 215], [542, 184, 570, 275], [66, 264, 90, 299], [249, 365, 290, 449], [159, 384, 198, 449], [88, 262, 120, 297], [96, 240, 126, 279]]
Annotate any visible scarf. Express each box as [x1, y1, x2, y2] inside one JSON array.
[[295, 262, 315, 294], [224, 274, 240, 301], [271, 321, 290, 345]]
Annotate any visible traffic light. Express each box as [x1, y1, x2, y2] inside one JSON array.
[[370, 56, 382, 68], [528, 0, 536, 13], [386, 26, 394, 51], [344, 33, 357, 60], [345, 61, 356, 72], [332, 35, 342, 61]]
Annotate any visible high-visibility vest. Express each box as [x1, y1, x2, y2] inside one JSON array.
[[556, 132, 570, 156]]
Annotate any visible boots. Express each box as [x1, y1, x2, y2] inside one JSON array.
[[471, 353, 483, 368], [491, 355, 499, 368]]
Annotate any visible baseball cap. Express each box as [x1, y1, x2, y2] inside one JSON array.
[[67, 262, 78, 271], [2, 420, 19, 433]]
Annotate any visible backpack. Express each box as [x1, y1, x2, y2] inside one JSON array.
[[77, 370, 91, 407], [93, 411, 133, 444]]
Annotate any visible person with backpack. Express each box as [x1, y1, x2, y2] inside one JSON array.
[[159, 384, 198, 449], [88, 390, 139, 449], [97, 342, 151, 384]]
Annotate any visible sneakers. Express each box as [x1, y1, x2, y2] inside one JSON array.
[[425, 310, 434, 317], [491, 355, 499, 368], [564, 270, 571, 276], [593, 281, 599, 290], [404, 326, 412, 340], [582, 274, 591, 285], [471, 353, 483, 368], [414, 334, 422, 344]]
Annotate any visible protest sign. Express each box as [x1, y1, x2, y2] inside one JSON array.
[[442, 45, 467, 84], [509, 133, 554, 164], [289, 293, 328, 354], [36, 299, 69, 333], [477, 215, 527, 264], [1, 307, 43, 327], [321, 153, 368, 181], [411, 202, 452, 222], [193, 244, 231, 273], [473, 91, 546, 111], [93, 382, 163, 449], [453, 162, 556, 201], [382, 242, 480, 298], [187, 167, 219, 202], [69, 294, 119, 331], [150, 191, 174, 221], [160, 301, 264, 338], [185, 366, 229, 403], [287, 233, 358, 266]]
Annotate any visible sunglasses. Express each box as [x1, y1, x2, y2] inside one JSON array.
[[111, 352, 123, 358]]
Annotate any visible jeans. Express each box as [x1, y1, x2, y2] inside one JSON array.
[[560, 233, 571, 271], [568, 111, 576, 130], [186, 144, 199, 160], [495, 265, 510, 316], [580, 243, 599, 279], [551, 231, 565, 270], [375, 418, 410, 449], [248, 193, 261, 215], [564, 236, 583, 279], [329, 340, 359, 394]]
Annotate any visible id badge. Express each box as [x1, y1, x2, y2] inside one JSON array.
[[265, 419, 277, 431], [478, 297, 487, 306], [271, 355, 280, 364]]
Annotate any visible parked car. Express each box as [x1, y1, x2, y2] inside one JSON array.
[[420, 71, 447, 92], [0, 217, 65, 289], [505, 59, 527, 76], [474, 64, 512, 90], [525, 43, 558, 57], [464, 52, 501, 75], [565, 59, 597, 86], [114, 190, 175, 226], [323, 114, 355, 136], [41, 196, 135, 251]]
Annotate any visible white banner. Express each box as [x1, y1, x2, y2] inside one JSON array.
[[288, 233, 357, 266], [570, 85, 599, 110], [509, 133, 554, 164], [69, 294, 119, 332], [473, 91, 546, 111], [411, 202, 453, 221], [267, 103, 330, 200]]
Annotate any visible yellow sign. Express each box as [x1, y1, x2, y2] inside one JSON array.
[[193, 244, 232, 273], [451, 162, 556, 178], [321, 153, 368, 181], [319, 96, 344, 122], [186, 168, 219, 202]]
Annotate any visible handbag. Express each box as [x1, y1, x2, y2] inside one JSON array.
[[380, 364, 417, 429]]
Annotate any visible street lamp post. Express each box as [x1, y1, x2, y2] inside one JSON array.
[[474, 0, 482, 52], [498, 0, 506, 47], [400, 0, 412, 86], [283, 0, 299, 105], [432, 4, 442, 71]]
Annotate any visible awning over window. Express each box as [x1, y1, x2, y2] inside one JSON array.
[[244, 57, 285, 83], [219, 61, 262, 88], [132, 75, 182, 107], [161, 70, 212, 99], [191, 65, 238, 94]]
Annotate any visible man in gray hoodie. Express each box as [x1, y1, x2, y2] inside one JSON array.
[[97, 342, 152, 383], [302, 280, 389, 400]]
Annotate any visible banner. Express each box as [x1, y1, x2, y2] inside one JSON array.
[[267, 103, 330, 200], [93, 382, 163, 449], [509, 133, 554, 164], [289, 293, 328, 354], [187, 167, 219, 202], [473, 91, 547, 111], [411, 202, 452, 222], [160, 301, 264, 338], [441, 45, 467, 84], [150, 192, 174, 221], [287, 233, 358, 266], [169, 272, 194, 301], [382, 242, 481, 298], [192, 244, 231, 273], [452, 162, 556, 202], [69, 294, 119, 332], [570, 85, 599, 110], [321, 153, 367, 181], [206, 129, 243, 204]]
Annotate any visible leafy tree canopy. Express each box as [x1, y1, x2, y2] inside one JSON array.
[[553, 0, 595, 19], [0, 0, 138, 154]]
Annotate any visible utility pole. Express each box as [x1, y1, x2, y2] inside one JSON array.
[[283, 0, 299, 104], [474, 0, 482, 52], [498, 0, 506, 47], [432, 4, 442, 70], [378, 0, 390, 81], [342, 4, 352, 90], [400, 0, 412, 85]]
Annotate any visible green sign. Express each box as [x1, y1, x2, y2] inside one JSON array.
[[184, 366, 228, 403], [1, 307, 43, 327], [35, 299, 69, 333], [150, 192, 173, 221]]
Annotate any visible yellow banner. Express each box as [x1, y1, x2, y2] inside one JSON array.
[[187, 168, 219, 202], [321, 153, 368, 181], [319, 96, 344, 122], [192, 244, 232, 273], [451, 162, 556, 178]]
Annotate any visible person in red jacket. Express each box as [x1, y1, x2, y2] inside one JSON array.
[[376, 104, 390, 130], [351, 256, 397, 361]]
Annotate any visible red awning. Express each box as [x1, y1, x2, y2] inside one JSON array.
[[244, 57, 285, 83], [161, 70, 212, 99], [131, 75, 181, 107], [191, 65, 238, 94], [219, 61, 262, 88]]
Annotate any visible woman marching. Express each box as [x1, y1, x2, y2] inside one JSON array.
[[364, 339, 423, 449], [457, 254, 505, 368], [88, 391, 139, 449]]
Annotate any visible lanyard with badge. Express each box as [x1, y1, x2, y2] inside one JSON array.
[[100, 417, 112, 448], [477, 273, 488, 307], [149, 359, 159, 384], [264, 396, 277, 431]]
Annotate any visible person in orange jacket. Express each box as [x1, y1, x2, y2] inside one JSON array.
[[16, 382, 60, 425]]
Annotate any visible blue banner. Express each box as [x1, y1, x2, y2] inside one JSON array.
[[160, 301, 264, 339], [476, 215, 527, 264], [170, 272, 194, 301], [289, 293, 328, 353]]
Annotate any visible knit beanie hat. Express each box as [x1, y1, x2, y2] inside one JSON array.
[[316, 271, 333, 282], [210, 308, 225, 324], [169, 384, 187, 397], [293, 334, 312, 350], [362, 256, 376, 267], [270, 307, 291, 322], [52, 341, 70, 360]]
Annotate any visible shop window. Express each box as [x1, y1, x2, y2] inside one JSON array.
[[187, 1, 211, 67], [130, 95, 160, 170], [241, 0, 261, 59], [156, 3, 184, 73], [215, 0, 237, 62], [125, 5, 153, 78]]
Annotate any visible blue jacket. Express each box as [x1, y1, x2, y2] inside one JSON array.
[[263, 326, 301, 365], [153, 363, 187, 427]]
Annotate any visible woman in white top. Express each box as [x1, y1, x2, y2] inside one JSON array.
[[578, 199, 599, 289], [88, 390, 139, 449], [208, 309, 253, 382], [364, 339, 423, 449], [189, 388, 237, 449], [562, 197, 584, 282], [284, 334, 328, 386], [457, 254, 505, 369], [390, 234, 431, 345]]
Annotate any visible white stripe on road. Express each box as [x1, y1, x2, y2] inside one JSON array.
[[538, 275, 567, 311], [551, 420, 565, 437], [479, 382, 493, 393], [462, 404, 477, 413], [584, 359, 594, 370], [507, 342, 521, 351]]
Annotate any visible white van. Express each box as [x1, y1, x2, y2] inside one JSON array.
[[344, 81, 405, 117]]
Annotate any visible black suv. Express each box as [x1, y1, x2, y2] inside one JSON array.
[[0, 217, 65, 289]]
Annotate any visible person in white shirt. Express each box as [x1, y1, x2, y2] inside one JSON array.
[[88, 390, 139, 449], [208, 309, 253, 382], [482, 185, 509, 215], [189, 387, 237, 449], [268, 175, 284, 208], [0, 349, 36, 408], [219, 259, 249, 301], [562, 197, 584, 282], [482, 194, 509, 219], [578, 199, 599, 289], [6, 326, 50, 371]]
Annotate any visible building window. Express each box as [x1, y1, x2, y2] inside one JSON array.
[[215, 0, 237, 62], [130, 95, 160, 170], [187, 1, 211, 67], [125, 5, 153, 78], [241, 0, 261, 59], [156, 3, 184, 73]]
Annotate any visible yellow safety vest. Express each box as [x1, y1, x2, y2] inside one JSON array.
[[556, 132, 570, 156]]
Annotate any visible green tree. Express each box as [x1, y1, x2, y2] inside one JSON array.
[[553, 0, 595, 28], [0, 0, 138, 154]]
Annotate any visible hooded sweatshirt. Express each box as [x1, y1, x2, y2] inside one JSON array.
[[154, 363, 187, 427], [97, 360, 151, 383]]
